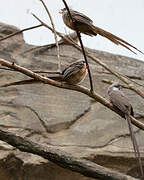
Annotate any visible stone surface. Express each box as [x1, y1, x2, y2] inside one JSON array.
[[0, 22, 144, 179]]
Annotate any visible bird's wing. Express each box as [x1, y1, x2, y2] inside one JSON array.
[[109, 90, 132, 114], [62, 63, 84, 80], [70, 10, 93, 25]]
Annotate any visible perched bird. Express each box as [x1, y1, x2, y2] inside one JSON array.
[[108, 82, 144, 178], [1, 60, 88, 87], [23, 32, 78, 54], [59, 8, 143, 54], [60, 59, 88, 84]]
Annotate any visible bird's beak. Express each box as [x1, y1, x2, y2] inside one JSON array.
[[59, 10, 63, 14]]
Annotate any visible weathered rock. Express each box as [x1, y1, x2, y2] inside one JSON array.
[[0, 22, 144, 179]]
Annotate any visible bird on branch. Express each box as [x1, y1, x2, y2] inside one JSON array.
[[59, 8, 143, 55], [1, 60, 88, 87], [108, 82, 144, 178]]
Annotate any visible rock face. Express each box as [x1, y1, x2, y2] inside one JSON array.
[[0, 23, 144, 179]]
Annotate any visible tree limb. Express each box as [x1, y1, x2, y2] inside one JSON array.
[[0, 58, 144, 130], [0, 129, 138, 180]]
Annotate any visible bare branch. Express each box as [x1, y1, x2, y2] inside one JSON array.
[[0, 24, 43, 42], [102, 79, 132, 89], [97, 71, 144, 88], [0, 58, 144, 130], [39, 0, 61, 72]]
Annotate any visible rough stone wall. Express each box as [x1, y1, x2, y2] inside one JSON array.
[[0, 23, 144, 179]]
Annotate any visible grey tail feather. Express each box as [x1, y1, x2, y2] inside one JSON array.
[[92, 25, 144, 55], [125, 114, 144, 178]]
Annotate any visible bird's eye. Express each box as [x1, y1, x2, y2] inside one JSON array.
[[117, 85, 122, 89]]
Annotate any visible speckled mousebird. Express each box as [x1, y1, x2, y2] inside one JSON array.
[[1, 60, 88, 87], [59, 8, 143, 55], [108, 82, 144, 178]]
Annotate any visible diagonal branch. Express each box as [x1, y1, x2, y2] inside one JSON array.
[[98, 71, 144, 88], [0, 24, 43, 42], [0, 129, 138, 180], [0, 58, 144, 130]]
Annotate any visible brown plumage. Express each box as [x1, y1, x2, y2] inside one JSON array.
[[108, 82, 144, 178], [1, 60, 88, 87], [60, 8, 143, 55]]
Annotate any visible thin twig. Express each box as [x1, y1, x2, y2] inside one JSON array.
[[39, 0, 61, 72], [102, 79, 132, 89], [61, 0, 94, 92], [33, 71, 61, 74], [121, 73, 144, 88], [0, 24, 43, 42], [0, 58, 144, 130], [96, 71, 144, 87]]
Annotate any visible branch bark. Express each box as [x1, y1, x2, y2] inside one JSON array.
[[39, 0, 61, 72], [0, 129, 138, 180]]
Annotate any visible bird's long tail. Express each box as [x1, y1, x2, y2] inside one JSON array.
[[0, 76, 62, 87], [125, 114, 144, 178], [92, 25, 144, 55]]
